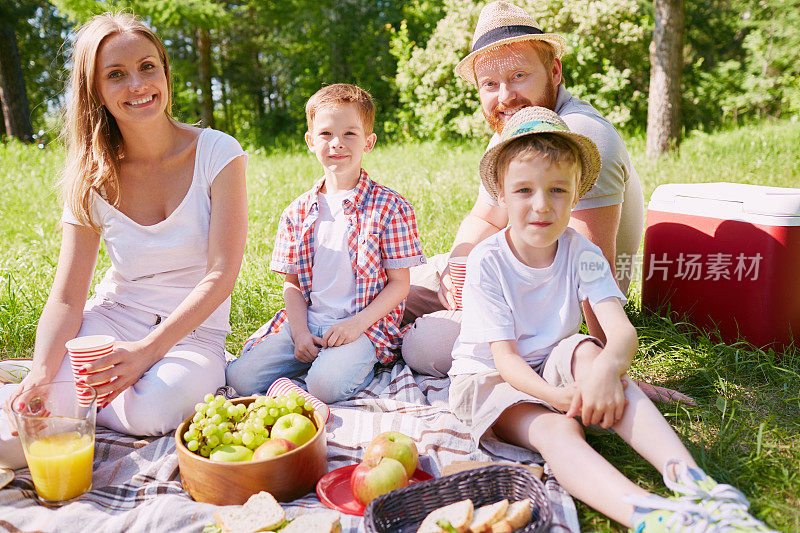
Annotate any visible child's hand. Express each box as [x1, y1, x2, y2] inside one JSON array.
[[322, 317, 366, 347], [550, 382, 582, 413], [294, 331, 323, 363], [571, 368, 628, 428]]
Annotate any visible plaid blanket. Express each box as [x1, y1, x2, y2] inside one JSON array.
[[0, 364, 579, 532]]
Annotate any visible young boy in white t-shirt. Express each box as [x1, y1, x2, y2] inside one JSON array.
[[448, 107, 774, 531], [227, 84, 425, 403]]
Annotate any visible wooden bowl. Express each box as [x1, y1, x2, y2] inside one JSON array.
[[175, 396, 328, 504]]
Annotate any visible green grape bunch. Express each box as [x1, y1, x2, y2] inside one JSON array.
[[183, 391, 316, 458]]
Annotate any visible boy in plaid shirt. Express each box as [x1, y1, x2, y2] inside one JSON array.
[[227, 84, 426, 403]]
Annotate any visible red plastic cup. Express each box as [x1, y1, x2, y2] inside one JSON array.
[[65, 335, 115, 408], [448, 256, 468, 310]]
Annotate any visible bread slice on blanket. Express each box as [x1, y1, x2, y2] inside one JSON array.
[[488, 499, 533, 532], [468, 499, 509, 532], [214, 491, 286, 533], [417, 499, 474, 533], [281, 511, 341, 533]]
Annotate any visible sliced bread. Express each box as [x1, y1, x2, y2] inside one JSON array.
[[488, 499, 533, 532], [281, 511, 341, 533], [214, 491, 286, 533], [417, 499, 474, 533], [468, 499, 509, 533]]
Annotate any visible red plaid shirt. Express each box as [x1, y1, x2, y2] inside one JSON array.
[[243, 170, 426, 363]]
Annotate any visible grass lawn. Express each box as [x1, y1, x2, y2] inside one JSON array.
[[1, 119, 798, 530]]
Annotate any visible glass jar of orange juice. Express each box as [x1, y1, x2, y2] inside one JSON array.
[[11, 381, 96, 505]]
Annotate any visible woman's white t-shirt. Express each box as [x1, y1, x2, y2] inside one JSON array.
[[449, 227, 626, 376], [61, 128, 247, 332]]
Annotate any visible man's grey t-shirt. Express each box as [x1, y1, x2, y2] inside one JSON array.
[[478, 85, 638, 211]]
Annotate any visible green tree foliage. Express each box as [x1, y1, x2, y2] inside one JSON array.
[[391, 0, 651, 140], [730, 0, 800, 120], [393, 0, 799, 140], [11, 0, 799, 144], [2, 1, 72, 137]]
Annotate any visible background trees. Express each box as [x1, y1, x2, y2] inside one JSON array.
[[1, 0, 797, 149]]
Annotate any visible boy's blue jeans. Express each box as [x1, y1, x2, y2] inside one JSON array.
[[225, 322, 377, 403]]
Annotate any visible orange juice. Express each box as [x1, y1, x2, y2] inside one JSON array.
[[24, 431, 94, 501]]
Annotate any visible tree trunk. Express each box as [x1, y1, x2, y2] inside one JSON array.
[[646, 0, 684, 159], [0, 19, 33, 142], [250, 48, 265, 122], [197, 28, 215, 128], [218, 37, 232, 133]]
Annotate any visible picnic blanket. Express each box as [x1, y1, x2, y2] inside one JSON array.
[[0, 364, 579, 532]]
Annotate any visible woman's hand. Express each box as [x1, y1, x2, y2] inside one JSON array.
[[81, 340, 161, 406], [2, 368, 52, 435]]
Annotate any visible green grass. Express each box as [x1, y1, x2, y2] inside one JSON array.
[[1, 119, 799, 531]]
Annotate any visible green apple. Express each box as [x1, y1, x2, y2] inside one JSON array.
[[270, 413, 317, 447], [363, 431, 419, 477], [350, 456, 409, 506], [253, 438, 298, 460], [209, 444, 253, 462]]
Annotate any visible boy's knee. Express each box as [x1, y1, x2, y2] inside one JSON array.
[[306, 345, 375, 403], [531, 412, 585, 449], [305, 377, 348, 404], [225, 359, 265, 396], [306, 366, 369, 404], [571, 338, 603, 380], [305, 370, 369, 404]]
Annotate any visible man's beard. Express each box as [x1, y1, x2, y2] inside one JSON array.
[[484, 79, 558, 134]]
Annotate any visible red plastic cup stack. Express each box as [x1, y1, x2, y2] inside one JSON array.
[[267, 377, 330, 424], [448, 256, 468, 310], [65, 335, 115, 408]]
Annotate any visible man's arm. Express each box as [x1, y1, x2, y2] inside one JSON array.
[[569, 203, 621, 343], [439, 198, 508, 308]]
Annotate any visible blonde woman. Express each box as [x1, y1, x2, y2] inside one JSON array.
[[0, 12, 247, 468]]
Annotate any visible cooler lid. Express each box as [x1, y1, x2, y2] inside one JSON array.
[[649, 183, 800, 224]]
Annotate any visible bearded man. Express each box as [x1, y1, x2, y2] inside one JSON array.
[[402, 2, 687, 404]]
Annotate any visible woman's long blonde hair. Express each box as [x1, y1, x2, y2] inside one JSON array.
[[62, 12, 173, 231]]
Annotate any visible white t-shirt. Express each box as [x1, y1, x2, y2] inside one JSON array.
[[306, 189, 358, 327], [61, 128, 247, 332], [449, 227, 626, 376], [478, 85, 638, 211]]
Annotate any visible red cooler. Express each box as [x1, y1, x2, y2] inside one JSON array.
[[642, 183, 800, 348]]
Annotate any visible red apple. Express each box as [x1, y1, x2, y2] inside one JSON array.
[[363, 431, 419, 477], [253, 438, 298, 460], [350, 456, 409, 506], [270, 413, 317, 447]]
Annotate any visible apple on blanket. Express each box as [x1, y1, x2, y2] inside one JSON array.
[[350, 431, 420, 506]]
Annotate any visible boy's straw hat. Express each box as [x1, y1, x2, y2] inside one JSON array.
[[456, 1, 566, 85], [479, 106, 601, 201]]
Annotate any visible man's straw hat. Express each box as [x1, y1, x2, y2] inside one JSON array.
[[479, 106, 601, 201], [456, 1, 566, 85]]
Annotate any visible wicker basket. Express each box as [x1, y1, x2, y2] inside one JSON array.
[[364, 465, 551, 532]]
